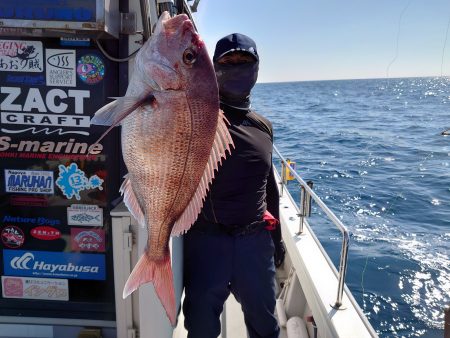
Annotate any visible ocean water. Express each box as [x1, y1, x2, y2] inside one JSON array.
[[252, 77, 449, 338]]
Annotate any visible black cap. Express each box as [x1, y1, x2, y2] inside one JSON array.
[[213, 33, 258, 62]]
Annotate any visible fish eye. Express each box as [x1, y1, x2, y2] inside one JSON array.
[[183, 48, 197, 65]]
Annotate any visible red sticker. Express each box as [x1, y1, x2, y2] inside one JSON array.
[[3, 277, 23, 297], [71, 228, 105, 252], [1, 225, 25, 248], [10, 195, 48, 207], [30, 226, 61, 241]]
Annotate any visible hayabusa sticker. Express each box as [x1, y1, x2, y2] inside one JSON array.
[[56, 163, 103, 200]]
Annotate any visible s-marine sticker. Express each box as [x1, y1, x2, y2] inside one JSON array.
[[1, 225, 25, 248], [46, 49, 76, 87], [77, 54, 104, 84], [71, 228, 105, 252], [30, 226, 61, 241], [0, 136, 103, 159], [2, 276, 69, 301], [0, 40, 43, 72], [67, 204, 103, 226], [4, 169, 54, 194], [56, 163, 103, 200]]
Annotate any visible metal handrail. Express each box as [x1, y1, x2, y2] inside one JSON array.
[[273, 145, 350, 309]]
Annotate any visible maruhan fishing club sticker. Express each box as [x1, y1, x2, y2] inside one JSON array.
[[77, 54, 104, 84], [4, 169, 54, 194], [56, 163, 103, 200]]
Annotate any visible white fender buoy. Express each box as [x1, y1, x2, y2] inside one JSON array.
[[276, 298, 288, 327], [286, 316, 309, 338]]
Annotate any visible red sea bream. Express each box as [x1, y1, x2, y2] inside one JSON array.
[[90, 12, 233, 325]]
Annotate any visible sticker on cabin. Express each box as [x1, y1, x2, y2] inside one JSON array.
[[46, 49, 76, 87], [2, 276, 69, 301], [30, 226, 61, 241], [71, 228, 105, 252], [2, 215, 61, 227], [67, 204, 103, 226], [5, 74, 45, 86], [4, 250, 106, 280], [1, 214, 61, 226], [56, 163, 103, 200], [0, 40, 43, 72], [77, 54, 104, 84], [4, 169, 54, 194], [1, 225, 25, 248], [60, 38, 90, 47], [0, 87, 91, 132], [9, 195, 49, 207]]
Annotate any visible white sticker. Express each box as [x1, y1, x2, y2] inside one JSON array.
[[45, 49, 76, 87], [67, 204, 103, 226], [0, 40, 43, 72], [2, 276, 68, 301], [4, 169, 54, 194]]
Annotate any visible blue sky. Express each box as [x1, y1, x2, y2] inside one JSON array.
[[193, 0, 450, 82]]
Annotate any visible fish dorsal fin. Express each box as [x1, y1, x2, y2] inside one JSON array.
[[154, 11, 170, 35], [171, 110, 234, 236], [120, 174, 146, 227]]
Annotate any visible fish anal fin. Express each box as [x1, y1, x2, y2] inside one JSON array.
[[123, 253, 176, 326], [120, 175, 146, 227], [171, 110, 234, 236]]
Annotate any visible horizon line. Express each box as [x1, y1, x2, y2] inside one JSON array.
[[257, 74, 449, 84]]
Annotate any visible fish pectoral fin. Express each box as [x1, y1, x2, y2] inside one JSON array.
[[91, 96, 148, 126], [90, 95, 154, 146], [120, 174, 146, 228], [123, 253, 176, 326], [171, 109, 234, 236]]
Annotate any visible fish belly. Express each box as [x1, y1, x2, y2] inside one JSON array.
[[121, 91, 217, 260]]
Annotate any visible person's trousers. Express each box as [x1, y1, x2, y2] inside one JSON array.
[[183, 227, 280, 338]]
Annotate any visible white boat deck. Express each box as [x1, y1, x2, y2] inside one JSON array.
[[173, 293, 288, 338]]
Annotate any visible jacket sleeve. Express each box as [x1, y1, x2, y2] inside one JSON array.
[[266, 158, 281, 244]]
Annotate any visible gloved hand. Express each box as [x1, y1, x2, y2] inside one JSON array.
[[274, 240, 286, 268]]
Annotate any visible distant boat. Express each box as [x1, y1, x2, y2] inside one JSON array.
[[441, 128, 450, 135]]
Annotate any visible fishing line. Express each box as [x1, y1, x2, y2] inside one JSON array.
[[358, 145, 435, 315], [385, 0, 414, 83], [440, 15, 450, 77], [359, 0, 417, 311]]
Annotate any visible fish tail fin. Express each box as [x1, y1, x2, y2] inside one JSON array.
[[123, 253, 176, 326]]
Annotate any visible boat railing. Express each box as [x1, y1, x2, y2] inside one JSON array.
[[273, 145, 349, 309]]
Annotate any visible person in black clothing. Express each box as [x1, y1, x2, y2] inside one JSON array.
[[183, 33, 285, 338]]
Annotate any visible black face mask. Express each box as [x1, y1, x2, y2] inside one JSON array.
[[214, 62, 259, 109]]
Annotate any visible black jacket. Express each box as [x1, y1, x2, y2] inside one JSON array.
[[196, 104, 280, 240]]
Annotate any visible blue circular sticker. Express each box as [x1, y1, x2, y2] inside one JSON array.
[[77, 54, 105, 84]]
